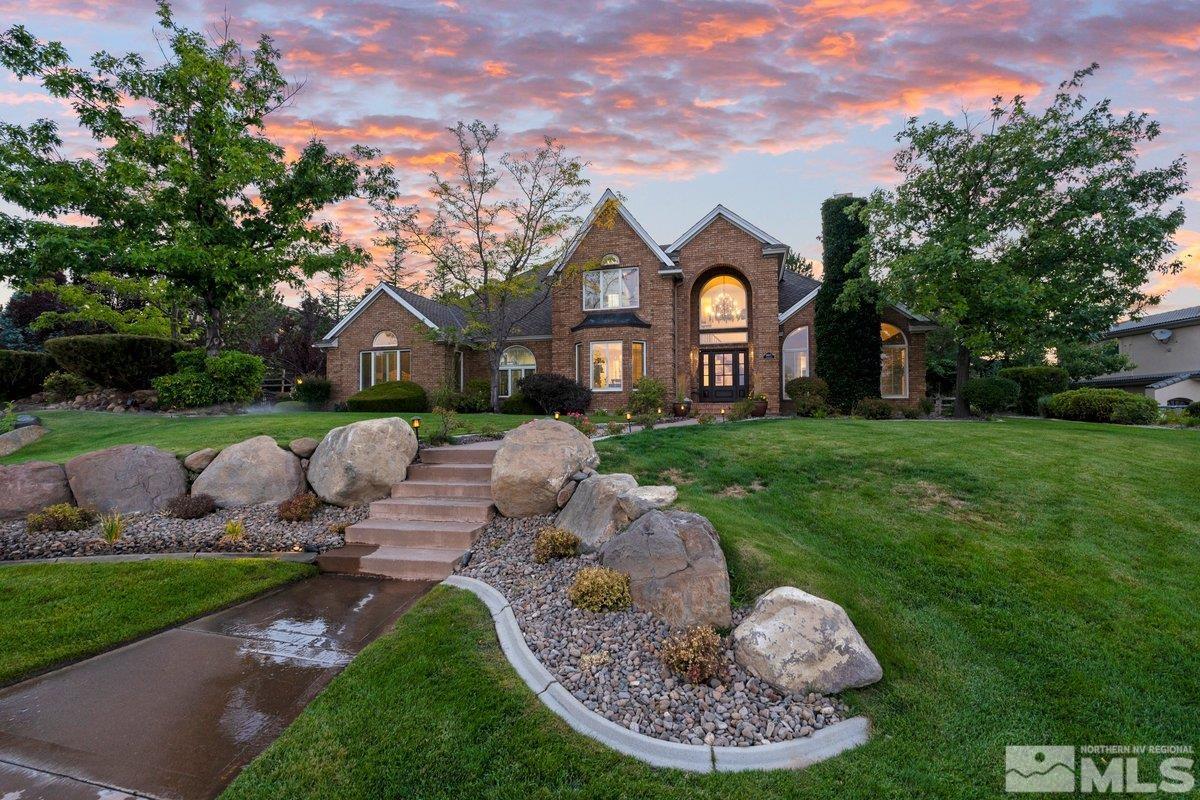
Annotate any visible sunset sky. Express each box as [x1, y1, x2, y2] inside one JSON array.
[[1, 0, 1199, 314]]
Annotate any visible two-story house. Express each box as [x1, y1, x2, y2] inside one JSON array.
[[317, 191, 932, 414], [1079, 305, 1200, 407]]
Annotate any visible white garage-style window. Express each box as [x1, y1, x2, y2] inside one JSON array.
[[590, 341, 623, 392], [782, 326, 810, 398], [880, 323, 908, 398], [583, 267, 639, 311], [499, 345, 536, 397]]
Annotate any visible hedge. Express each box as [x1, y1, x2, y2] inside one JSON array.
[[997, 366, 1069, 415], [500, 391, 539, 414], [1045, 388, 1160, 425], [785, 376, 830, 417], [152, 350, 266, 409], [962, 376, 1020, 415], [44, 334, 183, 390], [293, 375, 333, 406], [346, 380, 430, 412], [518, 373, 591, 414], [0, 350, 57, 401]]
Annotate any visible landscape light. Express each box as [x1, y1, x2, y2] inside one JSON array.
[[412, 417, 421, 442], [554, 411, 560, 420], [625, 411, 633, 434]]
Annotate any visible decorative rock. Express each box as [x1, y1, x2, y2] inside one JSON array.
[[307, 417, 418, 506], [617, 485, 678, 523], [732, 587, 882, 695], [183, 448, 218, 472], [557, 473, 638, 552], [556, 480, 577, 508], [289, 437, 319, 458], [192, 436, 305, 508], [0, 425, 46, 458], [65, 444, 187, 514], [491, 419, 598, 517], [599, 510, 731, 628], [0, 461, 72, 519], [14, 414, 41, 429]]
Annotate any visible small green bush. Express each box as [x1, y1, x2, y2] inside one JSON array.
[[628, 377, 667, 416], [918, 397, 935, 415], [0, 402, 15, 434], [568, 566, 631, 612], [429, 406, 464, 445], [27, 504, 97, 533], [1185, 401, 1200, 419], [165, 493, 216, 520], [278, 492, 322, 522], [0, 349, 57, 401], [345, 380, 429, 412], [293, 375, 332, 406], [853, 397, 895, 419], [532, 526, 580, 564], [997, 366, 1069, 415], [564, 412, 597, 436], [697, 412, 715, 425], [1110, 395, 1160, 426], [660, 626, 722, 684], [42, 370, 96, 401], [518, 373, 591, 414], [962, 376, 1020, 415], [500, 392, 538, 414], [99, 512, 125, 543], [153, 349, 266, 408], [729, 395, 760, 421], [458, 378, 492, 413], [785, 376, 829, 402], [1046, 388, 1159, 425], [222, 518, 246, 542], [44, 334, 182, 390], [901, 406, 921, 419]]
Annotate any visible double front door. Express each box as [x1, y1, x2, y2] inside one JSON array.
[[698, 348, 748, 403]]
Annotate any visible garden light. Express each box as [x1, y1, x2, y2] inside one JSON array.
[[412, 417, 421, 443], [625, 411, 633, 434]]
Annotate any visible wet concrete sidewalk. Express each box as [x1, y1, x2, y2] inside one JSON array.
[[0, 574, 431, 800]]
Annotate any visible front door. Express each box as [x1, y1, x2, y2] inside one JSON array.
[[699, 348, 748, 403]]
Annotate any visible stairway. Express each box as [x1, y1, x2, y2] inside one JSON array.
[[317, 441, 499, 581]]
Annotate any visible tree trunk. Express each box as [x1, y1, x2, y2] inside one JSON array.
[[953, 343, 971, 418], [489, 348, 502, 413], [204, 304, 223, 356]]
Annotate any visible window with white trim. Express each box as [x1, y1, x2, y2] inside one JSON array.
[[499, 345, 536, 397], [359, 348, 411, 390], [574, 342, 582, 384], [880, 323, 908, 398], [590, 341, 623, 391], [782, 327, 810, 397], [583, 267, 639, 311]]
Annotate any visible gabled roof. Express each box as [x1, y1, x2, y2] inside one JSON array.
[[776, 270, 936, 328], [549, 188, 675, 276], [1106, 305, 1200, 338], [319, 282, 455, 344], [667, 204, 786, 254]]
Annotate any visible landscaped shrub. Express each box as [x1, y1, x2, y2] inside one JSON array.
[[1186, 401, 1200, 418], [165, 493, 216, 520], [0, 349, 57, 401], [293, 375, 332, 406], [696, 412, 715, 425], [785, 376, 829, 403], [605, 420, 625, 436], [532, 526, 580, 564], [853, 397, 895, 419], [568, 566, 631, 612], [458, 378, 492, 413], [27, 504, 97, 533], [44, 334, 182, 390], [429, 406, 464, 445], [729, 395, 760, 421], [518, 373, 591, 414], [153, 349, 266, 408], [42, 370, 96, 401], [564, 412, 597, 436], [918, 397, 935, 415], [222, 518, 246, 542], [1109, 395, 1160, 426], [345, 380, 429, 412], [499, 391, 538, 414], [659, 626, 722, 684], [1037, 395, 1055, 418], [0, 402, 15, 434], [901, 406, 921, 419], [1045, 388, 1159, 425], [962, 376, 1020, 415], [627, 377, 667, 416], [997, 366, 1069, 415], [99, 512, 125, 543], [278, 492, 322, 522]]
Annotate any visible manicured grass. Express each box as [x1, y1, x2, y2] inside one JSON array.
[[0, 559, 315, 685], [222, 417, 1199, 798], [1, 409, 537, 465]]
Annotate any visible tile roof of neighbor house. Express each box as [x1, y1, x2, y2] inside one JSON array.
[[1078, 369, 1200, 388], [1106, 305, 1200, 337]]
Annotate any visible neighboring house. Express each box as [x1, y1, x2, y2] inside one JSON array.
[[316, 190, 934, 413], [1079, 305, 1200, 407]]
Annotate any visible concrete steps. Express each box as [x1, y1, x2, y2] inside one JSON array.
[[318, 441, 499, 581]]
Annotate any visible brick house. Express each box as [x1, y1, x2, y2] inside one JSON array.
[[317, 190, 933, 412]]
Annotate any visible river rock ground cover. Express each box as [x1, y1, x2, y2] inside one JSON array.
[[459, 514, 849, 747]]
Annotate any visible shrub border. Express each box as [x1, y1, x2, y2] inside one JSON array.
[[442, 574, 871, 773]]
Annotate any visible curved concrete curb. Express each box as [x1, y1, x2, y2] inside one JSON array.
[[442, 574, 871, 772], [0, 550, 318, 569]]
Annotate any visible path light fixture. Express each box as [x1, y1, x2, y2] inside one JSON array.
[[720, 408, 726, 421], [554, 411, 560, 420], [625, 411, 633, 434], [657, 407, 663, 417], [412, 417, 421, 443]]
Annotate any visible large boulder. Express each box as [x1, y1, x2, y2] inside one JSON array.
[[192, 436, 305, 508], [732, 586, 882, 695], [65, 444, 187, 514], [491, 419, 598, 517], [307, 417, 418, 506], [599, 510, 731, 628], [0, 461, 72, 519], [557, 473, 638, 552], [0, 425, 46, 458], [617, 485, 677, 523]]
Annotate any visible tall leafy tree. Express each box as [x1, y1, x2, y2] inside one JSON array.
[[848, 65, 1188, 416], [0, 2, 379, 353], [814, 195, 881, 411]]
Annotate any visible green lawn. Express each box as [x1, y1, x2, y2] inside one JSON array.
[[221, 417, 1199, 799], [0, 559, 314, 685], [1, 409, 537, 464]]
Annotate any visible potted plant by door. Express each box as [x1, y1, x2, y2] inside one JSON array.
[[749, 393, 769, 417], [672, 389, 692, 418]]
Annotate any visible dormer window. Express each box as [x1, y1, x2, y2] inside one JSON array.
[[583, 266, 639, 311]]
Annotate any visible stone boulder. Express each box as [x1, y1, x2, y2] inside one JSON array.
[[183, 448, 218, 472], [0, 425, 46, 458], [65, 444, 187, 514], [192, 436, 305, 508], [557, 473, 638, 552], [0, 461, 72, 519], [491, 419, 598, 517], [732, 586, 882, 695], [289, 437, 319, 459], [14, 414, 41, 429], [307, 417, 417, 506], [617, 485, 677, 523], [599, 510, 731, 628]]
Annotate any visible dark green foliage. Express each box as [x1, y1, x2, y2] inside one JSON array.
[[517, 373, 591, 414], [1186, 401, 1200, 419], [499, 392, 538, 414], [814, 196, 881, 411], [41, 370, 95, 401], [786, 376, 830, 417], [962, 376, 1020, 415], [1037, 395, 1055, 417], [456, 378, 492, 413], [345, 380, 429, 412], [1046, 388, 1159, 424], [165, 493, 216, 519], [853, 397, 895, 419], [1110, 395, 1160, 426], [293, 376, 332, 406], [152, 349, 266, 408], [997, 366, 1069, 415], [627, 377, 666, 416], [0, 349, 56, 400], [44, 335, 182, 390]]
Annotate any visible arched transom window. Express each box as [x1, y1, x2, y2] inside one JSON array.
[[698, 274, 748, 345], [782, 326, 810, 397], [499, 345, 536, 397], [880, 323, 908, 398], [372, 330, 398, 348]]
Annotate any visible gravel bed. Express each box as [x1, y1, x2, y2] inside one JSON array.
[[459, 516, 850, 747], [0, 503, 366, 561]]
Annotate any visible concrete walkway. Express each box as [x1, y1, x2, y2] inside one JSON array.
[[0, 574, 432, 800]]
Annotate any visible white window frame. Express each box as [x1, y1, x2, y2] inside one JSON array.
[[359, 348, 411, 391], [781, 326, 810, 399], [582, 267, 640, 311], [498, 345, 536, 398], [589, 340, 624, 393], [574, 342, 582, 384], [632, 340, 648, 380], [880, 324, 909, 399]]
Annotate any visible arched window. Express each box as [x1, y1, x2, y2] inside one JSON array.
[[880, 323, 908, 398], [782, 327, 810, 397], [499, 345, 537, 397], [372, 330, 398, 348], [1166, 397, 1191, 408], [698, 274, 748, 344]]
